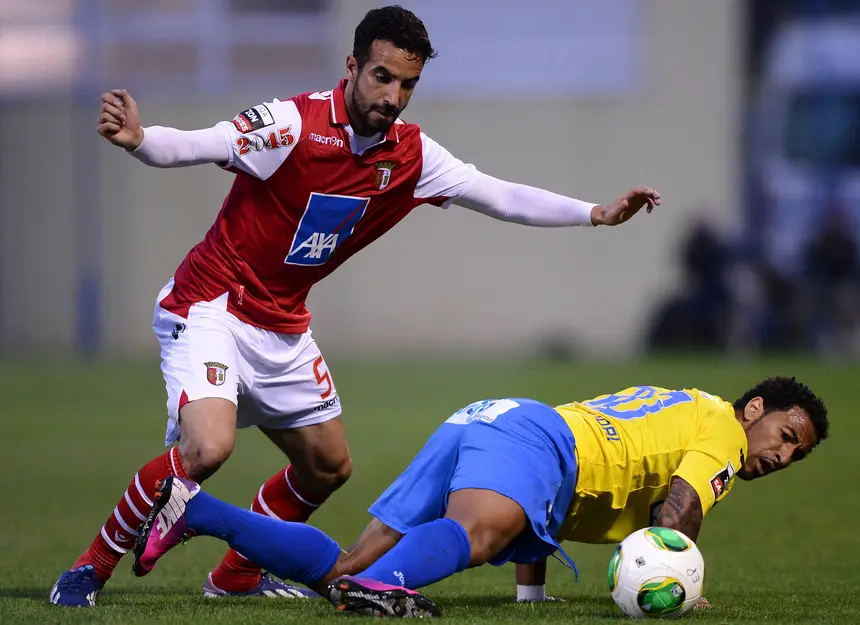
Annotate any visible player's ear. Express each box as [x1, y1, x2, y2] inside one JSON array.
[[741, 396, 765, 426], [346, 55, 358, 80]]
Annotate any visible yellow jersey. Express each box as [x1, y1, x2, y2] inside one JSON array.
[[555, 386, 747, 544]]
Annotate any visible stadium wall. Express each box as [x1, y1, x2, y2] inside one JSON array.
[[0, 0, 742, 358]]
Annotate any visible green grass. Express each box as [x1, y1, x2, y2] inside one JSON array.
[[0, 357, 858, 623]]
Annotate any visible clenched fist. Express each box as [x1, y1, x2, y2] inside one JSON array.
[[97, 89, 144, 151]]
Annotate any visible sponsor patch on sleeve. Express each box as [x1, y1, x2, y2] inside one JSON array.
[[231, 104, 274, 134], [709, 459, 736, 501]]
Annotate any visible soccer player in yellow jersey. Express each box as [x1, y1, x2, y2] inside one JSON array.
[[131, 377, 828, 617]]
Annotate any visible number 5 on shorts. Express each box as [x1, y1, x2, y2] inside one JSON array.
[[313, 355, 333, 399]]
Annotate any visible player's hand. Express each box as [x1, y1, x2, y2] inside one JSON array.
[[694, 596, 712, 610], [590, 186, 661, 226], [97, 89, 144, 151]]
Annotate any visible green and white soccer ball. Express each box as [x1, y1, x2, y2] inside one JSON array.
[[608, 527, 704, 618]]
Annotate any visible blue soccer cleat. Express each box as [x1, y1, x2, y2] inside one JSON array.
[[49, 564, 105, 607], [203, 572, 319, 599]]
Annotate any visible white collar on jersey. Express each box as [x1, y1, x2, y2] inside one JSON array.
[[344, 125, 386, 156]]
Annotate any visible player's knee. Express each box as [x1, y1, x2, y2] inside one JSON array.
[[317, 452, 353, 491], [446, 490, 526, 567], [333, 453, 353, 487], [179, 437, 234, 482], [459, 521, 509, 567], [304, 450, 352, 494], [177, 397, 237, 482]]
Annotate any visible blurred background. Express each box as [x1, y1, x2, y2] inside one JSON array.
[[2, 0, 738, 360], [3, 0, 860, 360], [2, 1, 860, 621]]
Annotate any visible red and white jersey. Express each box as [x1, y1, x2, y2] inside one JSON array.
[[160, 80, 476, 333]]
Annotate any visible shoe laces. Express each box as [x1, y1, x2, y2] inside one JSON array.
[[58, 565, 100, 593]]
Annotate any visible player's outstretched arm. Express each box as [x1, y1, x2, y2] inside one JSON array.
[[96, 89, 231, 168], [656, 476, 703, 542], [454, 172, 660, 228], [415, 135, 660, 226]]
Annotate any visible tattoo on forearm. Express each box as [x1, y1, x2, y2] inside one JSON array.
[[657, 477, 703, 542]]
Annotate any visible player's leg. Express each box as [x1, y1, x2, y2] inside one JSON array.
[[176, 399, 237, 480], [260, 415, 352, 512], [351, 489, 525, 590], [132, 477, 439, 616], [326, 489, 525, 618], [208, 330, 351, 595], [446, 489, 527, 565], [133, 477, 423, 612], [50, 286, 241, 607], [337, 399, 577, 592], [324, 519, 444, 617], [133, 477, 334, 592], [207, 418, 351, 595], [322, 410, 475, 616], [322, 406, 486, 616]]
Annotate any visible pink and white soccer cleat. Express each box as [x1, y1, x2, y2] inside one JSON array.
[[131, 476, 200, 577], [327, 576, 441, 618]]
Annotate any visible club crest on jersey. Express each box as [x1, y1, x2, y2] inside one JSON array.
[[709, 459, 736, 500], [375, 161, 395, 190], [204, 361, 228, 386], [285, 192, 370, 266]]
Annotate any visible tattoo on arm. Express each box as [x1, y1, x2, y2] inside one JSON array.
[[657, 477, 703, 541]]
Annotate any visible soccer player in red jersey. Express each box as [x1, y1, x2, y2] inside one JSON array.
[[51, 6, 660, 607]]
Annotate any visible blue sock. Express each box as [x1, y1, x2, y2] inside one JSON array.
[[186, 491, 341, 586], [358, 518, 471, 589]]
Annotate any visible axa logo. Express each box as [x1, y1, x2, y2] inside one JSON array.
[[308, 132, 344, 148], [285, 193, 369, 266], [292, 233, 340, 260]]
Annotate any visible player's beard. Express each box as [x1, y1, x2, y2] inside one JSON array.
[[349, 87, 399, 136]]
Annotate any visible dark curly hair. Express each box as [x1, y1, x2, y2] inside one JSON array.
[[733, 376, 829, 445], [353, 6, 437, 70]]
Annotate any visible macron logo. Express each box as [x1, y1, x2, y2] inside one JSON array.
[[308, 132, 343, 148]]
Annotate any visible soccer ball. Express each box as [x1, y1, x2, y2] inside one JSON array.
[[608, 527, 705, 618]]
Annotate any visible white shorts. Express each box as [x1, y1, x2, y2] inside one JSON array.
[[153, 279, 341, 446]]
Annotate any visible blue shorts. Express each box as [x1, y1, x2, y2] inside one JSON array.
[[368, 398, 578, 566]]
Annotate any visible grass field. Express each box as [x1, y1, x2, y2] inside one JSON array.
[[1, 357, 858, 623]]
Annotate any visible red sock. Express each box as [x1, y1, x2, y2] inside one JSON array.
[[73, 447, 188, 581], [209, 464, 324, 592]]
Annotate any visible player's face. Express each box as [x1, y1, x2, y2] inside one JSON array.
[[737, 398, 818, 481], [345, 40, 423, 136]]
